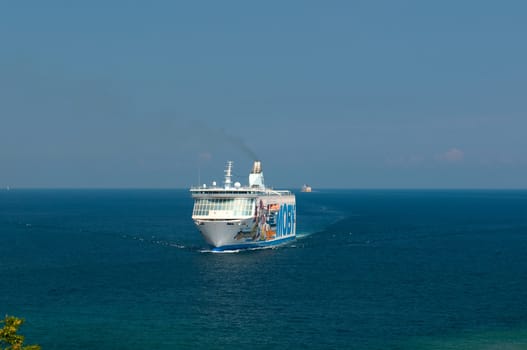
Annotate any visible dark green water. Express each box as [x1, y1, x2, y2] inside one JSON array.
[[1, 189, 527, 349]]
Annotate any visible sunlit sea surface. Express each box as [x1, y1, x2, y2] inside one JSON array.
[[2, 189, 527, 349]]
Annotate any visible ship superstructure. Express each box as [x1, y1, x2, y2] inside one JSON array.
[[190, 161, 296, 251]]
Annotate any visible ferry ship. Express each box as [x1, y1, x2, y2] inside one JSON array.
[[190, 160, 296, 251]]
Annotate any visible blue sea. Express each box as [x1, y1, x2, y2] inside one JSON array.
[[2, 189, 527, 349]]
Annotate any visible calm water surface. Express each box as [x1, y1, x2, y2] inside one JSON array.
[[1, 189, 527, 349]]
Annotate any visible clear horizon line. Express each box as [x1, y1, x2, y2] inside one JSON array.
[[3, 187, 527, 191]]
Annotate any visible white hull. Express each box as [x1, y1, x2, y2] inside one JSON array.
[[197, 215, 295, 251]]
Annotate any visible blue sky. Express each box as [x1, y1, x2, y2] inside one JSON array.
[[1, 1, 526, 188]]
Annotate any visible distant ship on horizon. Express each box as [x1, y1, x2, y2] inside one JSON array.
[[301, 184, 312, 192]]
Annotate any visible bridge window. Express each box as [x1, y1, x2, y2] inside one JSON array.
[[192, 198, 255, 217]]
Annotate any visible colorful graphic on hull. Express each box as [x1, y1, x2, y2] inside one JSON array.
[[234, 201, 295, 242]]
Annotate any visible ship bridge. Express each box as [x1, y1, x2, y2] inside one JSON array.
[[190, 161, 292, 220]]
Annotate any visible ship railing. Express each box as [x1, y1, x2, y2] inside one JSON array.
[[190, 187, 293, 196], [265, 190, 292, 196]]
